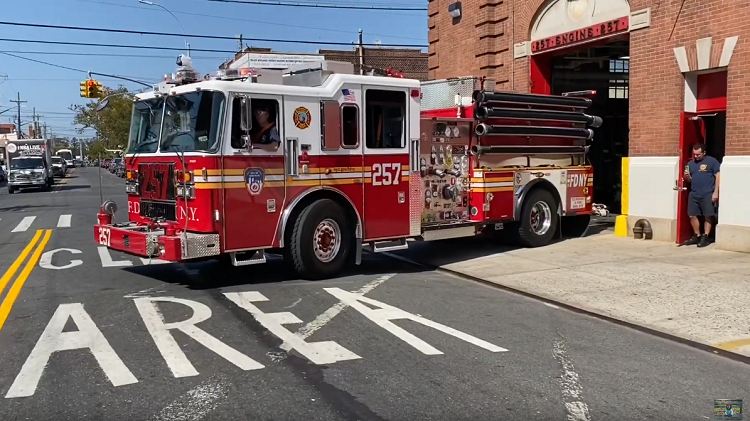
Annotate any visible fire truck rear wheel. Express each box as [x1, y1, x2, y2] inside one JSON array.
[[289, 199, 351, 280], [518, 188, 558, 248]]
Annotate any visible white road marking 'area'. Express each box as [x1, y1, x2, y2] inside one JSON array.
[[272, 273, 396, 360], [11, 216, 36, 233], [5, 303, 138, 399], [5, 286, 508, 400], [56, 214, 72, 228], [552, 340, 592, 421]]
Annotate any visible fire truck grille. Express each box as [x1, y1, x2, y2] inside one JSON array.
[[140, 200, 177, 221], [138, 162, 176, 201]]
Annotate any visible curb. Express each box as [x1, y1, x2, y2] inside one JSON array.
[[383, 252, 750, 366]]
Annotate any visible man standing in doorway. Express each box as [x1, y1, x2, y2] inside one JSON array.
[[681, 143, 721, 247]]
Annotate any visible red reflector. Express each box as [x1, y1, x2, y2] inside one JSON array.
[[411, 89, 420, 98]]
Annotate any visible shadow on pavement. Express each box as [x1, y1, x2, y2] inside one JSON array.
[[55, 185, 91, 191], [122, 252, 427, 290]]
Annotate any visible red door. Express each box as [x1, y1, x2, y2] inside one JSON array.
[[676, 112, 703, 244]]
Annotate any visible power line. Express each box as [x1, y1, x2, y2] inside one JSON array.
[[0, 50, 231, 61], [0, 52, 171, 82], [74, 0, 426, 40], [0, 21, 427, 48], [204, 0, 426, 11], [0, 48, 427, 61]]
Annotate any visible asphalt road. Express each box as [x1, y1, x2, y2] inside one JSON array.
[[0, 167, 748, 421]]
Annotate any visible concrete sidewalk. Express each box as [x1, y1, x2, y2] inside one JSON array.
[[392, 232, 750, 357]]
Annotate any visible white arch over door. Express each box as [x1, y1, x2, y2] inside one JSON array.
[[531, 0, 631, 41]]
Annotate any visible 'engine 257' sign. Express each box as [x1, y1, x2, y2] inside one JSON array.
[[531, 17, 629, 54]]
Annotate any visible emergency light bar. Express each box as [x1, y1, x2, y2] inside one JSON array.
[[213, 67, 257, 81]]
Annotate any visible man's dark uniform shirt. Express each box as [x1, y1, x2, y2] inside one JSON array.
[[687, 155, 720, 217]]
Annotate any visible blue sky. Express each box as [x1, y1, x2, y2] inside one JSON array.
[[0, 0, 426, 139]]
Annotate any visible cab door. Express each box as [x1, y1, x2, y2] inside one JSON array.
[[362, 86, 411, 240], [282, 97, 321, 202], [222, 93, 286, 252]]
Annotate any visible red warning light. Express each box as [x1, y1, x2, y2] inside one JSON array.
[[87, 80, 96, 87]]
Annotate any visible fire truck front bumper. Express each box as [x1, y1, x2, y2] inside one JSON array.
[[94, 222, 221, 261]]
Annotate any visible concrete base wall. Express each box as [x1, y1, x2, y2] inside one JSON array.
[[627, 215, 677, 242]]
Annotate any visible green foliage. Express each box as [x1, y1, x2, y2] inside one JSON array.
[[86, 140, 109, 159], [70, 85, 133, 150]]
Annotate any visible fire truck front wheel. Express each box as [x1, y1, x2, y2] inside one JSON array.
[[289, 199, 352, 280], [518, 188, 559, 248]]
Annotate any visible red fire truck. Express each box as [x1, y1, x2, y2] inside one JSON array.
[[94, 56, 601, 279]]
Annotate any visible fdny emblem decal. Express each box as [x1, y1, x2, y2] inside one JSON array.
[[293, 107, 311, 130], [244, 167, 265, 196]]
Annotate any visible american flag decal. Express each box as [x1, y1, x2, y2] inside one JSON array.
[[342, 89, 356, 102]]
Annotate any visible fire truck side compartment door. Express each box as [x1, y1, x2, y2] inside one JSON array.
[[361, 86, 411, 241]]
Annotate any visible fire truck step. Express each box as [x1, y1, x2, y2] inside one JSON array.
[[369, 239, 409, 253], [229, 250, 267, 266]]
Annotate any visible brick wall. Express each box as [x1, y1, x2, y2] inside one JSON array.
[[627, 0, 750, 157], [429, 0, 750, 157]]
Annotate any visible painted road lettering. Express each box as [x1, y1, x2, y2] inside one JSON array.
[[324, 287, 508, 355], [97, 246, 133, 267], [5, 303, 138, 398], [224, 291, 361, 365], [39, 248, 83, 270], [133, 297, 264, 377], [37, 247, 171, 270]]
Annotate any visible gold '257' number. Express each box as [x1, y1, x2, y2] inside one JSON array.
[[372, 163, 401, 186]]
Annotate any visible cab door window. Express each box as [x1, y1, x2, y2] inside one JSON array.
[[365, 90, 406, 149], [230, 96, 281, 151]]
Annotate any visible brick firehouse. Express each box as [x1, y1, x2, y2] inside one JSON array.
[[428, 0, 750, 251]]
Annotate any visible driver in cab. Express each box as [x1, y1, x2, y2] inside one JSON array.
[[251, 102, 280, 152]]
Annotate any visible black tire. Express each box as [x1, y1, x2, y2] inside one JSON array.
[[8, 187, 14, 194], [289, 199, 351, 280], [518, 188, 559, 248]]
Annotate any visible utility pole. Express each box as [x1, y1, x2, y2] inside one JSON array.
[[10, 92, 26, 138], [358, 29, 364, 75], [43, 123, 47, 139]]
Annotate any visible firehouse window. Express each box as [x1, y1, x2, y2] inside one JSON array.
[[230, 97, 280, 149], [341, 105, 359, 147], [365, 90, 406, 149], [160, 91, 225, 153], [609, 59, 629, 99]]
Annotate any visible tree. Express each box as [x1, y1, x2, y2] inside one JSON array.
[[70, 85, 132, 149], [86, 140, 109, 159]]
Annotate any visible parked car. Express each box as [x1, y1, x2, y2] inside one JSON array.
[[50, 156, 67, 178]]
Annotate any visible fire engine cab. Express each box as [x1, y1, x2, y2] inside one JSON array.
[[94, 55, 601, 279]]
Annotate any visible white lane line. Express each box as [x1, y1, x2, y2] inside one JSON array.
[[57, 214, 72, 228], [152, 374, 230, 421], [552, 340, 592, 421], [11, 216, 36, 233], [268, 273, 397, 361]]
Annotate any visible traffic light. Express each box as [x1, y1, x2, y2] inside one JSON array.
[[86, 80, 97, 98], [95, 80, 103, 97], [80, 81, 88, 98]]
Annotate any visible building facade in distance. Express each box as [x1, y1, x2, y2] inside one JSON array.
[[429, 0, 750, 251]]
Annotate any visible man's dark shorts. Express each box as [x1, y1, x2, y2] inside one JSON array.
[[688, 192, 716, 217]]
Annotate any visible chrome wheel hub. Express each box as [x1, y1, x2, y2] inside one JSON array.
[[530, 201, 552, 236], [313, 218, 341, 263]]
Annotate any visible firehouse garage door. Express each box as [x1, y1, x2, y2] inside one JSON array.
[[551, 40, 629, 215]]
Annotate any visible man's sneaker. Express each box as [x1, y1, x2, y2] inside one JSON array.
[[698, 235, 711, 248], [680, 235, 700, 246]]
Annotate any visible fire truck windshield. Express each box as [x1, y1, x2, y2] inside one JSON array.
[[159, 91, 225, 153], [127, 98, 164, 154]]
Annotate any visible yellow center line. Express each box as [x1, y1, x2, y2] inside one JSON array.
[[0, 229, 53, 332], [0, 230, 43, 297]]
